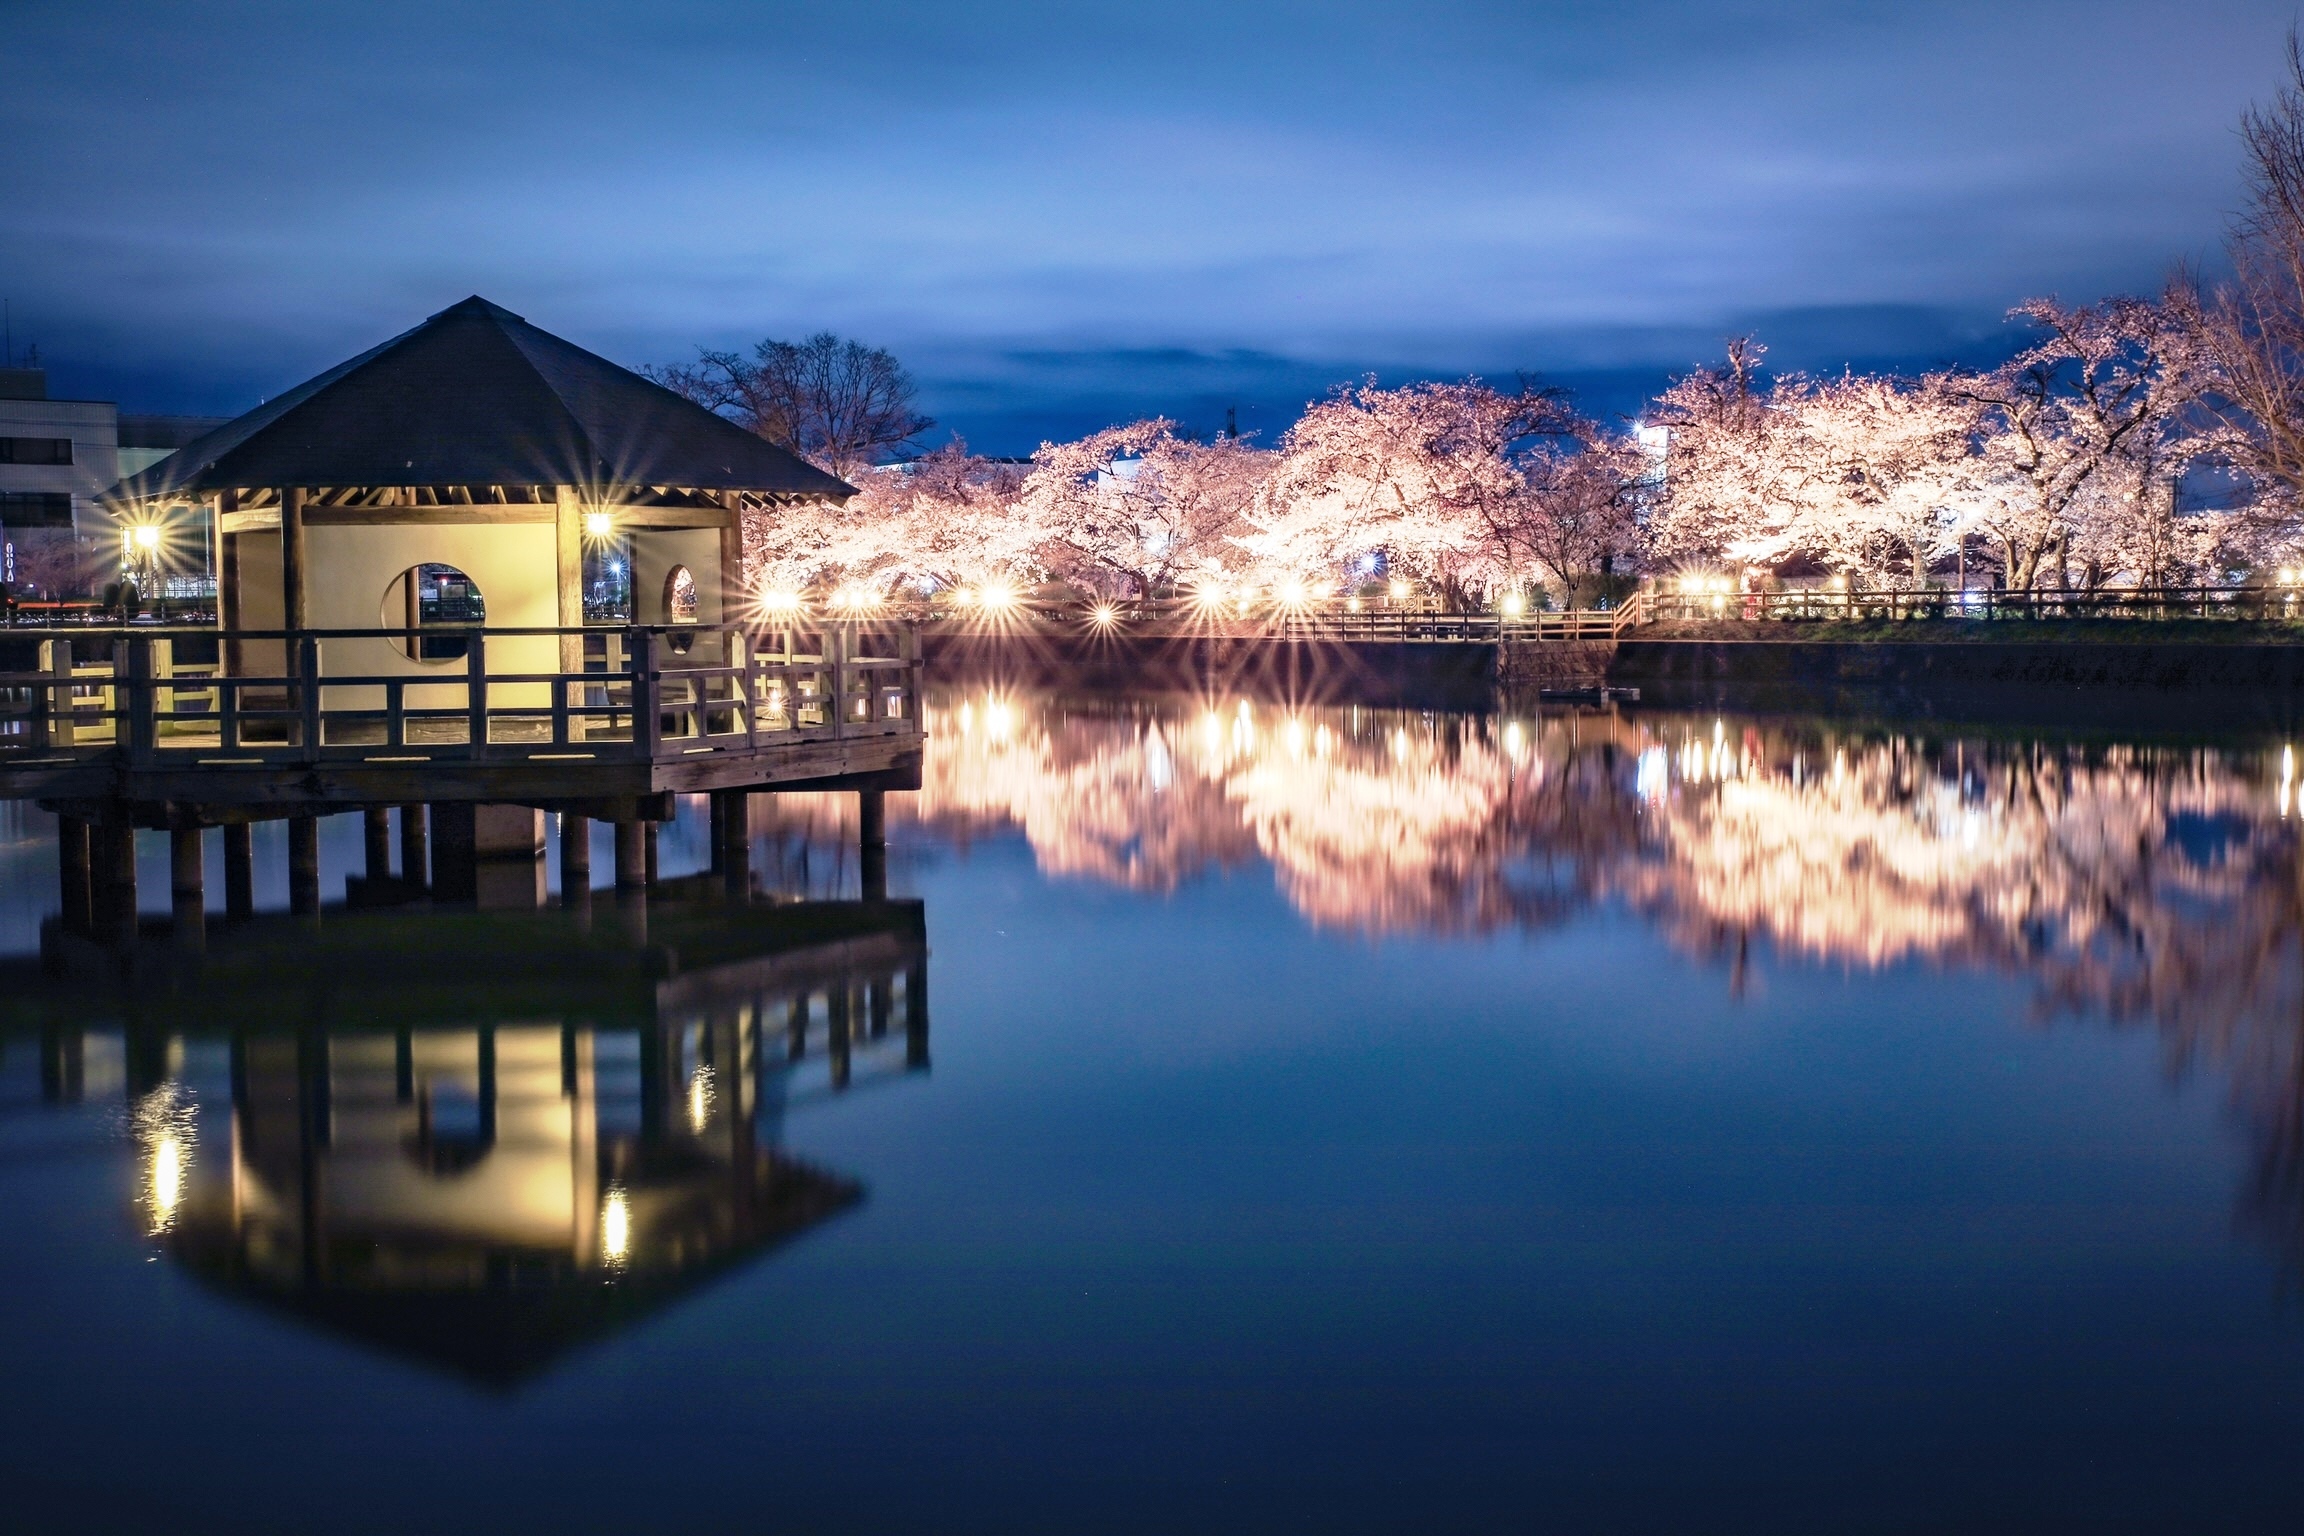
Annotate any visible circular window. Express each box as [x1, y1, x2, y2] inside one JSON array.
[[382, 563, 485, 662], [664, 565, 699, 624]]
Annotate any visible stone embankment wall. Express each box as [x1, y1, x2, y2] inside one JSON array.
[[1607, 638, 2304, 733], [922, 629, 1498, 709]]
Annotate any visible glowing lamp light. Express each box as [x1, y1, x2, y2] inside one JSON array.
[[1501, 590, 1526, 618], [1279, 577, 1309, 606], [132, 524, 162, 552], [761, 589, 803, 615], [1090, 602, 1119, 627], [980, 580, 1017, 611], [1388, 579, 1409, 602], [602, 1189, 631, 1264], [583, 510, 616, 539]]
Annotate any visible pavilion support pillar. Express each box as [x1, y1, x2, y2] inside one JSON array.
[[170, 826, 205, 951], [431, 803, 478, 904], [223, 823, 254, 918], [858, 788, 887, 901], [827, 984, 852, 1091], [559, 811, 591, 903], [56, 816, 91, 937], [280, 486, 308, 632], [643, 821, 659, 886], [554, 486, 586, 678], [613, 820, 646, 890], [288, 815, 321, 918], [218, 489, 242, 678], [905, 958, 930, 1070], [399, 804, 428, 890], [713, 788, 749, 893], [363, 808, 392, 882], [96, 819, 137, 944]]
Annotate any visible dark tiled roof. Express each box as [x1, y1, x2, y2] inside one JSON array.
[[113, 296, 853, 502]]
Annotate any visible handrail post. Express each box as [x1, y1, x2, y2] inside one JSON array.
[[630, 627, 659, 759], [464, 631, 487, 755], [122, 634, 156, 765], [833, 622, 849, 740], [297, 633, 321, 761]]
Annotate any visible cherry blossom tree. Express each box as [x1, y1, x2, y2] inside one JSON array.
[[1017, 420, 1272, 598], [1781, 371, 1979, 585], [746, 439, 1031, 594], [1242, 380, 1567, 605], [1955, 292, 2207, 590]]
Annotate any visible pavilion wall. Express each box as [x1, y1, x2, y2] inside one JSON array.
[[307, 521, 559, 709]]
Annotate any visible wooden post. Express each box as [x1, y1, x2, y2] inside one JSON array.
[[629, 628, 659, 759], [559, 811, 590, 901], [858, 788, 887, 901], [362, 807, 392, 882], [905, 958, 929, 1070], [714, 788, 749, 893], [399, 804, 428, 889], [56, 817, 91, 937], [465, 632, 488, 752], [98, 819, 137, 943], [218, 489, 241, 679], [613, 820, 647, 890], [555, 486, 586, 677], [171, 826, 205, 949], [280, 486, 307, 631], [223, 822, 253, 918], [430, 802, 477, 902], [288, 814, 320, 917], [642, 821, 659, 885], [827, 984, 851, 1091]]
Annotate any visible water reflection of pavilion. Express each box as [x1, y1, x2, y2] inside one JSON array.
[[1, 893, 927, 1387]]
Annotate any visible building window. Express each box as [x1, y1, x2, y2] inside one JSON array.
[[664, 565, 699, 624], [382, 563, 486, 662], [0, 491, 74, 527], [0, 437, 73, 465]]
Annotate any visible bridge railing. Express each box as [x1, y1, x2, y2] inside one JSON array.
[[1634, 586, 2304, 625], [922, 602, 1645, 643], [0, 622, 921, 768]]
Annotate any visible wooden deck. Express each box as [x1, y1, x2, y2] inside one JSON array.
[[0, 620, 924, 821]]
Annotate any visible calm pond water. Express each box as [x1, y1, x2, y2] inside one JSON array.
[[4, 686, 2304, 1533]]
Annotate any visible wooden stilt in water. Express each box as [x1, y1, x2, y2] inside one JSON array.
[[614, 821, 646, 890], [289, 815, 321, 918], [56, 816, 91, 936], [857, 788, 887, 900], [362, 808, 392, 882], [429, 803, 476, 902], [399, 804, 428, 889], [170, 826, 205, 950], [223, 823, 253, 918], [98, 819, 137, 942], [559, 812, 591, 903]]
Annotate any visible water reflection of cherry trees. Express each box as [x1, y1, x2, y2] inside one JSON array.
[[755, 690, 2304, 1274]]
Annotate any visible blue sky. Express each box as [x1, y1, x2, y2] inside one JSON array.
[[2, 0, 2295, 450]]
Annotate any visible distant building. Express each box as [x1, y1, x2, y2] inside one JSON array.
[[0, 363, 227, 597]]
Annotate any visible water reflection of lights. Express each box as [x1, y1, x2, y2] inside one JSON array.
[[687, 1066, 715, 1133], [133, 1083, 196, 1236], [602, 1188, 631, 1265]]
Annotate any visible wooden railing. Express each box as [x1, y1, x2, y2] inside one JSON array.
[[0, 622, 921, 767]]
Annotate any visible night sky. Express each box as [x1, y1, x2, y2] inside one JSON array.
[[3, 1, 2294, 451]]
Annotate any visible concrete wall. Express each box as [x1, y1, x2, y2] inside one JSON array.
[[1609, 637, 2304, 734]]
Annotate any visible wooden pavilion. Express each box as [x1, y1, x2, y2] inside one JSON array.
[[111, 294, 853, 680]]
